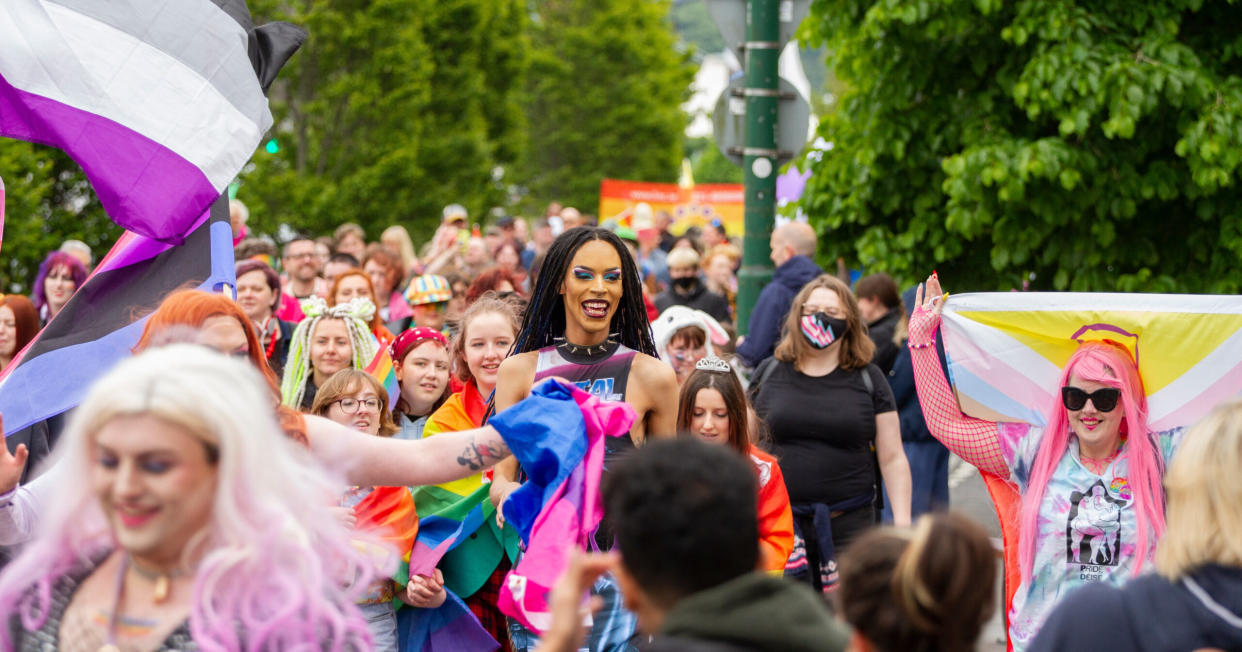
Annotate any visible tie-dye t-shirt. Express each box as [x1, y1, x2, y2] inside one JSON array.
[[998, 422, 1184, 650]]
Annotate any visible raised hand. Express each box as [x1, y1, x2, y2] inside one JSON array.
[[910, 272, 947, 346], [0, 414, 28, 494]]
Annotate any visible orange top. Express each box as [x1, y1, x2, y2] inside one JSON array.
[[750, 446, 794, 573]]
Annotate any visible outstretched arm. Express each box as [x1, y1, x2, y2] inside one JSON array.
[[910, 275, 1010, 479], [305, 415, 510, 488]]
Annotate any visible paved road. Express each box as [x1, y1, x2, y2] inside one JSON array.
[[947, 455, 1008, 652]]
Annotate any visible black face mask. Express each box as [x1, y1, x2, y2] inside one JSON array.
[[672, 276, 698, 291], [800, 311, 848, 349]]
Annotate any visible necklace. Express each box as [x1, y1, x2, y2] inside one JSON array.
[[127, 555, 186, 604], [1080, 446, 1122, 474], [554, 333, 619, 360]]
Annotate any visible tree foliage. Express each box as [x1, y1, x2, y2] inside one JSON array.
[[0, 144, 117, 293], [524, 0, 695, 213], [801, 0, 1242, 293], [243, 0, 528, 243]]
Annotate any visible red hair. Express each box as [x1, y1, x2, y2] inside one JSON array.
[[132, 290, 306, 444], [0, 295, 40, 358], [465, 267, 524, 305], [327, 268, 384, 333]]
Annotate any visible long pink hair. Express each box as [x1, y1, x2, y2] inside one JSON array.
[[0, 346, 379, 650], [1018, 341, 1165, 580]]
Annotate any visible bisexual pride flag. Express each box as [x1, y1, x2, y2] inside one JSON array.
[[0, 0, 305, 243]]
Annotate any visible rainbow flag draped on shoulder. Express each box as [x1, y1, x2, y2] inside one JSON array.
[[396, 382, 516, 652]]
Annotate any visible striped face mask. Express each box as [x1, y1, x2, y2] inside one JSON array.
[[801, 312, 847, 349]]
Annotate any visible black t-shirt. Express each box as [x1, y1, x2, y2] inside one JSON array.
[[752, 361, 896, 505]]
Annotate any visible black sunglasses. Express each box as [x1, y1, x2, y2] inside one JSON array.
[[1061, 386, 1121, 412]]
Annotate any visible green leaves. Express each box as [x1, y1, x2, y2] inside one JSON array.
[[800, 0, 1242, 292]]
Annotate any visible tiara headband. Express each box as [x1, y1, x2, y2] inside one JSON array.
[[695, 355, 731, 373]]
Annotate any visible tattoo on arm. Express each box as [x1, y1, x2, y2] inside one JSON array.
[[456, 436, 506, 471]]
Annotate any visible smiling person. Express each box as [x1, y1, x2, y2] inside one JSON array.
[[311, 368, 417, 651], [234, 259, 295, 376], [388, 327, 452, 441], [0, 345, 377, 649], [750, 275, 911, 595], [491, 226, 678, 651], [909, 273, 1184, 650], [281, 296, 378, 412], [329, 268, 396, 348], [677, 357, 794, 573], [0, 290, 568, 556], [31, 251, 87, 325], [414, 295, 522, 650]]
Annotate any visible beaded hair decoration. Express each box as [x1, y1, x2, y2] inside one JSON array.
[[695, 355, 732, 373], [280, 296, 379, 408]]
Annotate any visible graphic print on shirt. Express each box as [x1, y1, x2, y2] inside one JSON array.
[[1065, 479, 1129, 574], [572, 377, 621, 401]]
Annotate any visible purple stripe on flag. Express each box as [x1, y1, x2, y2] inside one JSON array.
[[0, 318, 147, 434], [94, 210, 212, 276], [0, 75, 220, 244]]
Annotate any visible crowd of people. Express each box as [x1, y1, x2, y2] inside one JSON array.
[[0, 200, 1238, 652]]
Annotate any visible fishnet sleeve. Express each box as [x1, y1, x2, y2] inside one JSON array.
[[908, 307, 1011, 479]]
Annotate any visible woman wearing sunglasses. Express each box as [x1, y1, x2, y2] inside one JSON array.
[[909, 273, 1183, 651]]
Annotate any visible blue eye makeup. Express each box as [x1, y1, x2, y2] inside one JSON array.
[[573, 267, 594, 280], [141, 459, 173, 474], [603, 270, 622, 282]]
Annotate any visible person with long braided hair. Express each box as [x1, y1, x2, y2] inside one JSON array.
[[490, 226, 678, 651], [281, 296, 379, 411]]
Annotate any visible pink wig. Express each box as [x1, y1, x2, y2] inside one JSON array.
[[0, 345, 382, 650], [1019, 341, 1165, 580]]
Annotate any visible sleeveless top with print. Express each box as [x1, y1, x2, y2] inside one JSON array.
[[532, 341, 639, 462]]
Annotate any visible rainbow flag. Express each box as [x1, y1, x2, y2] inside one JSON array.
[[407, 386, 519, 597], [941, 292, 1242, 431], [398, 385, 517, 652], [364, 346, 400, 413]]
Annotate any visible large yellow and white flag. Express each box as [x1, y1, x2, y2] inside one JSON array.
[[941, 293, 1242, 431]]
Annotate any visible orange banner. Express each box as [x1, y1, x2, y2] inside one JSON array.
[[599, 179, 744, 236]]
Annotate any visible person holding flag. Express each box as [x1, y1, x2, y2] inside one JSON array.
[[909, 272, 1185, 650]]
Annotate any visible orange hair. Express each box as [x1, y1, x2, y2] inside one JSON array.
[[328, 268, 384, 334], [132, 290, 306, 444]]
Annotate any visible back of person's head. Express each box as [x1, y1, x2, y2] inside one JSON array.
[[855, 273, 901, 310], [775, 222, 817, 258], [604, 438, 758, 609], [1157, 398, 1242, 578], [838, 513, 995, 652]]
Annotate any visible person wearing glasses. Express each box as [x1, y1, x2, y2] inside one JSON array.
[[749, 275, 911, 595], [310, 368, 418, 651], [909, 273, 1184, 651]]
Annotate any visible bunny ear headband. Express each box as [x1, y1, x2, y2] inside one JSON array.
[[300, 295, 376, 323]]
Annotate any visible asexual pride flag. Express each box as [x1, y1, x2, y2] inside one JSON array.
[[0, 0, 304, 243], [0, 198, 235, 435]]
